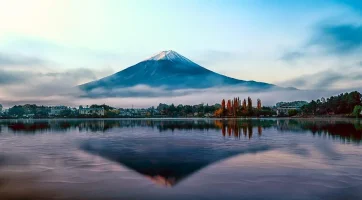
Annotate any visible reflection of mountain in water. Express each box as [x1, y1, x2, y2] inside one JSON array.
[[80, 137, 272, 187]]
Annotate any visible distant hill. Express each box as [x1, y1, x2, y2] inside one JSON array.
[[80, 50, 286, 97]]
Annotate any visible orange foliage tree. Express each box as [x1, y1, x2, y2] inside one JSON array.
[[218, 97, 262, 117], [214, 108, 223, 117], [247, 97, 252, 112], [257, 99, 261, 110], [227, 100, 232, 116], [242, 99, 247, 111]]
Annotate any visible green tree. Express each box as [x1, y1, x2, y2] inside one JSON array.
[[288, 109, 298, 117], [352, 105, 362, 118], [90, 104, 114, 111], [59, 109, 72, 117], [8, 106, 25, 117], [302, 91, 362, 115]]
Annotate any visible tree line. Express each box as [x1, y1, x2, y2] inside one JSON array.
[[301, 91, 362, 117], [156, 103, 220, 117], [1, 104, 118, 118]]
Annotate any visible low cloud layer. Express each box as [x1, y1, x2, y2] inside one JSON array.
[[0, 68, 109, 86], [0, 80, 355, 109], [0, 67, 114, 107], [0, 69, 28, 85], [78, 86, 361, 108], [0, 52, 44, 67]]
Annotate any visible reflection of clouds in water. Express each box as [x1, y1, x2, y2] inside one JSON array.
[[0, 153, 29, 167], [0, 153, 57, 199], [286, 142, 311, 157], [208, 148, 362, 198], [72, 151, 130, 172], [223, 149, 332, 170], [314, 141, 342, 161], [333, 143, 362, 154]]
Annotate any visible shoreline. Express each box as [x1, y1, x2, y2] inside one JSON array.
[[0, 115, 359, 121]]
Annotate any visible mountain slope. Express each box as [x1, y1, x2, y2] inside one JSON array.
[[80, 50, 278, 96]]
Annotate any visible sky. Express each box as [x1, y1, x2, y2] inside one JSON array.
[[0, 0, 362, 107]]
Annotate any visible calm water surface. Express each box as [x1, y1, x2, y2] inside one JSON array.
[[0, 118, 362, 200]]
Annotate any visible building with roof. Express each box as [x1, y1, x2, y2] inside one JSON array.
[[79, 106, 105, 116]]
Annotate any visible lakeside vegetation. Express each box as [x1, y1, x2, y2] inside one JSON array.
[[0, 96, 275, 119], [1, 91, 362, 119], [300, 91, 362, 117]]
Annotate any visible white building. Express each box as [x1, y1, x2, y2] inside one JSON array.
[[50, 106, 68, 116], [79, 106, 105, 116], [276, 101, 307, 116], [204, 113, 213, 118]]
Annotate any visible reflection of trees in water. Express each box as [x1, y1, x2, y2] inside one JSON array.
[[1, 119, 272, 139], [1, 119, 361, 142], [215, 120, 268, 139], [7, 122, 50, 133], [2, 120, 122, 133], [303, 122, 362, 143], [258, 126, 262, 136], [157, 120, 217, 132], [276, 119, 362, 143]]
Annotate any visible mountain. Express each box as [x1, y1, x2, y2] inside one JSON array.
[[80, 50, 279, 97]]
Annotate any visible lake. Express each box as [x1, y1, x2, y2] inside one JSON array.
[[0, 118, 362, 200]]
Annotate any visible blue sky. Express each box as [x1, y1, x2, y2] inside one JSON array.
[[0, 0, 362, 106]]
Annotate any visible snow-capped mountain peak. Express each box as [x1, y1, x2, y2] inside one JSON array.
[[79, 50, 278, 96], [145, 50, 198, 66]]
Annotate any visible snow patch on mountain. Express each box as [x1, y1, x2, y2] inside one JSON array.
[[145, 50, 198, 66]]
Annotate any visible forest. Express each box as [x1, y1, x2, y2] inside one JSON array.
[[301, 91, 362, 116]]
